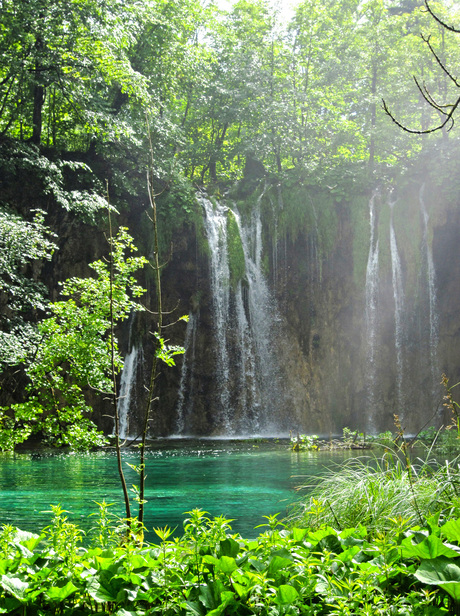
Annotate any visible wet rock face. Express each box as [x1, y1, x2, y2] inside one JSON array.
[[6, 143, 460, 439], [142, 170, 460, 438]]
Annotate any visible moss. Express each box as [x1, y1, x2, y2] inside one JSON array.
[[226, 209, 246, 289]]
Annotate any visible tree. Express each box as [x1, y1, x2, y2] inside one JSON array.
[[383, 0, 460, 134], [0, 207, 56, 369], [0, 227, 147, 452], [0, 0, 148, 148]]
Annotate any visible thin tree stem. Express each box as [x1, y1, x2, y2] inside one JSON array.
[[107, 185, 131, 522]]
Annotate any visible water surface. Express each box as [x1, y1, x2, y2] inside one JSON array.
[[0, 440, 358, 539]]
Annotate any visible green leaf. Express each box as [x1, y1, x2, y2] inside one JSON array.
[[45, 581, 78, 602], [217, 556, 237, 575], [291, 528, 308, 542], [335, 545, 361, 563], [0, 575, 29, 600], [415, 557, 460, 601], [401, 535, 459, 560], [441, 519, 460, 543], [219, 537, 240, 558], [276, 584, 299, 605], [207, 591, 235, 616], [186, 600, 205, 616], [268, 555, 293, 577]]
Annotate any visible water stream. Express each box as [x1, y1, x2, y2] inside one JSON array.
[[419, 183, 439, 396], [389, 195, 405, 415], [117, 315, 142, 440], [175, 314, 198, 435], [364, 193, 380, 430], [199, 196, 232, 431], [185, 194, 282, 436]]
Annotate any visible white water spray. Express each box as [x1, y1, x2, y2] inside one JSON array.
[[175, 313, 198, 434], [199, 195, 232, 431], [365, 193, 380, 429], [196, 193, 281, 435], [419, 183, 439, 393], [118, 344, 141, 439], [389, 195, 405, 414]]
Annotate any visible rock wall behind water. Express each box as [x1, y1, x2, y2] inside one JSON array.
[[134, 149, 460, 438]]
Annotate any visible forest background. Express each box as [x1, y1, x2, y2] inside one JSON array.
[[1, 0, 460, 447]]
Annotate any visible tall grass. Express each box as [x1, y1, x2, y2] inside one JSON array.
[[288, 449, 460, 536]]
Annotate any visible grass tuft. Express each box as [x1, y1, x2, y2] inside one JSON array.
[[288, 449, 460, 537]]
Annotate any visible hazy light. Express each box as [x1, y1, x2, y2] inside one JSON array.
[[215, 0, 297, 23]]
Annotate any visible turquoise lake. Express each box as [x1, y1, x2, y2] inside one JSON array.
[[0, 440, 359, 539]]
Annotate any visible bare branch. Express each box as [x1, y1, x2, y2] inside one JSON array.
[[382, 3, 460, 135], [382, 96, 458, 134], [413, 77, 443, 112], [425, 0, 460, 33], [421, 34, 460, 87]]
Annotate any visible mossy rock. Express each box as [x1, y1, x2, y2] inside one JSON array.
[[226, 209, 246, 288]]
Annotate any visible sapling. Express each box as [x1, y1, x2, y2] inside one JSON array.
[[136, 120, 186, 525]]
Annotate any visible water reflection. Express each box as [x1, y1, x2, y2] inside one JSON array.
[[0, 441, 359, 539]]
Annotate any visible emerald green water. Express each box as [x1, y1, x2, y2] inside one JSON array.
[[0, 440, 357, 539]]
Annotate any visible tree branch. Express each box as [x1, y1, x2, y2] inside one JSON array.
[[421, 34, 460, 87], [424, 0, 460, 34]]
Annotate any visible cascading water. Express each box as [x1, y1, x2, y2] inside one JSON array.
[[419, 183, 439, 396], [364, 193, 380, 431], [181, 193, 282, 436], [118, 344, 142, 440], [389, 195, 405, 415], [234, 200, 281, 432], [199, 196, 232, 431], [174, 313, 198, 435]]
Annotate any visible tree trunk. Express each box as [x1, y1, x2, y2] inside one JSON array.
[[209, 122, 228, 183], [31, 82, 44, 145]]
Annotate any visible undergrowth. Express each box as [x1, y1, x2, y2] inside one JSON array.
[[288, 451, 460, 538], [1, 500, 460, 614]]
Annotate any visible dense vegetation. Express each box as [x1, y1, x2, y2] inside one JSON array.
[[2, 3, 460, 611], [2, 456, 460, 616], [1, 0, 460, 450]]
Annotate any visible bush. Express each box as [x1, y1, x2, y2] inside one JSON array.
[[1, 504, 459, 614]]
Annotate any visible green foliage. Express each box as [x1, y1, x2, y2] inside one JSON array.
[[2, 503, 460, 614], [156, 175, 199, 256], [0, 207, 56, 368], [0, 228, 146, 452], [154, 333, 185, 367], [290, 433, 320, 451], [0, 141, 109, 223], [0, 0, 149, 148], [419, 426, 460, 455], [288, 452, 460, 537]]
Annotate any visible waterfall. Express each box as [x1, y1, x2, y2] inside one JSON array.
[[195, 193, 282, 435], [199, 196, 232, 431], [419, 183, 439, 394], [174, 313, 198, 435], [365, 193, 380, 430], [389, 196, 405, 414], [234, 200, 280, 432], [118, 344, 141, 440]]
